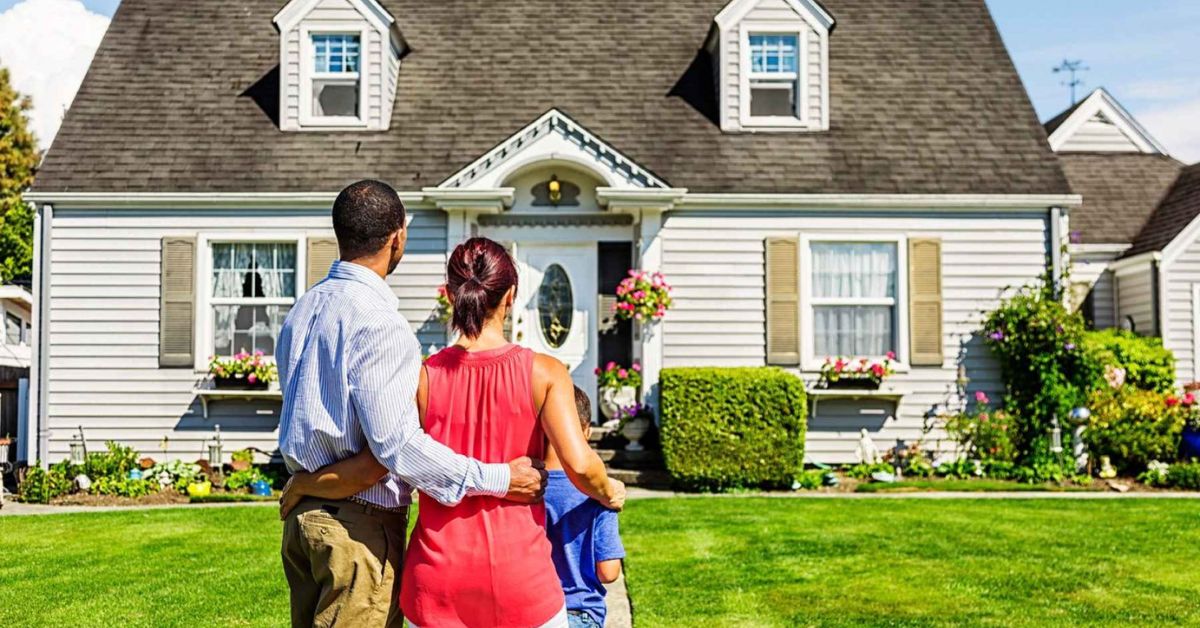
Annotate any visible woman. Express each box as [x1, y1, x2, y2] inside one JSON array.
[[280, 237, 624, 628]]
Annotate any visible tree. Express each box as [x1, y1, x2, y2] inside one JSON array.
[[0, 66, 39, 283]]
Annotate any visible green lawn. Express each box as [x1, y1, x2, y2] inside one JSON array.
[[2, 498, 1199, 627]]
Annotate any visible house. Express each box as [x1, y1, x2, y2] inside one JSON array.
[[0, 284, 32, 465], [23, 0, 1077, 465], [1051, 88, 1200, 384]]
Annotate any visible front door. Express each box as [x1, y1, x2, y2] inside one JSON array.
[[511, 242, 598, 412]]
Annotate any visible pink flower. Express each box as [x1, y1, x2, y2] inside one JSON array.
[[1166, 396, 1181, 407], [631, 363, 642, 372], [1185, 392, 1197, 406], [247, 373, 258, 384], [594, 367, 601, 375], [618, 369, 628, 379], [885, 351, 896, 361], [607, 361, 617, 371], [979, 413, 989, 422], [635, 313, 643, 320], [975, 391, 989, 405]]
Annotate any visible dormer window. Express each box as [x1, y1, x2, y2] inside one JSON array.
[[310, 33, 362, 120], [273, 0, 405, 132], [747, 33, 802, 119]]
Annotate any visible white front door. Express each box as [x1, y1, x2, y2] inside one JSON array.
[[512, 242, 598, 408]]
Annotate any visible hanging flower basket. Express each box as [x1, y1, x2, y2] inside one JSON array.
[[613, 270, 672, 322]]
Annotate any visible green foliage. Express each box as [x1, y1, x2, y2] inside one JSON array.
[[224, 466, 278, 492], [982, 280, 1090, 463], [792, 468, 826, 490], [81, 441, 140, 479], [935, 458, 977, 479], [142, 460, 203, 492], [91, 476, 158, 498], [1080, 329, 1175, 393], [230, 449, 255, 464], [846, 461, 893, 479], [1085, 386, 1185, 475], [1166, 461, 1200, 490], [16, 463, 72, 504], [660, 367, 806, 491], [942, 396, 1018, 464], [0, 67, 39, 282]]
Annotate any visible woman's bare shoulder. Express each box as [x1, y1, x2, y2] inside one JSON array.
[[530, 352, 571, 390]]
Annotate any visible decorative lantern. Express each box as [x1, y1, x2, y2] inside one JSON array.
[[0, 438, 10, 468], [1050, 414, 1063, 454], [69, 433, 87, 466], [207, 424, 223, 468]]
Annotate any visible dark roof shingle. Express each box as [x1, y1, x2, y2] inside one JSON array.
[[1127, 163, 1200, 256], [1057, 153, 1183, 244], [34, 0, 1069, 195]]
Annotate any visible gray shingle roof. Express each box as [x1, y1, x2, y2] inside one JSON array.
[[1127, 163, 1200, 256], [33, 0, 1069, 195], [1057, 153, 1184, 245]]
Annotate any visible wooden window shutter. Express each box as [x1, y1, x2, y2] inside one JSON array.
[[307, 237, 340, 288], [908, 238, 944, 366], [765, 237, 801, 365], [159, 237, 196, 367]]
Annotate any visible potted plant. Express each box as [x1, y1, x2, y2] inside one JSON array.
[[613, 270, 672, 322], [617, 403, 652, 452], [1181, 384, 1200, 459], [819, 353, 896, 390], [208, 351, 277, 390], [596, 361, 642, 422]]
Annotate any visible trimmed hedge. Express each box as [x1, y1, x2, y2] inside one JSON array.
[[660, 367, 806, 491], [1081, 329, 1175, 393]]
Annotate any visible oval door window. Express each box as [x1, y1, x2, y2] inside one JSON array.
[[538, 264, 574, 348]]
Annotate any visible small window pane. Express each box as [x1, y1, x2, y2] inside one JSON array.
[[312, 34, 360, 73], [5, 313, 19, 345], [537, 264, 574, 349], [212, 243, 297, 299], [749, 34, 798, 75], [750, 85, 796, 117], [213, 305, 291, 357], [814, 305, 894, 357], [313, 79, 359, 118], [812, 243, 897, 299]]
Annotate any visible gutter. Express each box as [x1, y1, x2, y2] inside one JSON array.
[[1109, 250, 1162, 275]]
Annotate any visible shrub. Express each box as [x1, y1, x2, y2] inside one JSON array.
[[660, 367, 806, 491], [225, 466, 278, 492], [1166, 460, 1200, 490], [846, 461, 893, 479], [1085, 386, 1185, 474], [942, 393, 1018, 464], [92, 475, 159, 498], [982, 281, 1090, 463], [1080, 329, 1175, 393], [17, 463, 72, 504]]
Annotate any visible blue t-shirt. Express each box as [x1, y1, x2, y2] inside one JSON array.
[[544, 470, 625, 625]]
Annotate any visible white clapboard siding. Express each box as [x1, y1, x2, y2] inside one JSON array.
[[660, 210, 1049, 464], [43, 208, 447, 463], [1162, 237, 1200, 383], [1058, 113, 1145, 153], [721, 0, 823, 128], [1070, 249, 1122, 330], [1115, 265, 1157, 338]]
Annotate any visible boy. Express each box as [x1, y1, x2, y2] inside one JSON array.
[[544, 387, 626, 628]]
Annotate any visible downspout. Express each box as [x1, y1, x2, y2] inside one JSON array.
[[1049, 206, 1065, 299], [30, 202, 51, 465], [1151, 258, 1162, 337]]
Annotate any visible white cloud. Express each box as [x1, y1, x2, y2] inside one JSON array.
[[1140, 98, 1200, 165], [0, 0, 109, 150]]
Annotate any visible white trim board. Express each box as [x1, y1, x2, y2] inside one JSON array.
[[273, 0, 393, 33], [715, 0, 835, 32], [1047, 88, 1168, 155]]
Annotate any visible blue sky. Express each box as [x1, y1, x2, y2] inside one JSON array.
[[3, 0, 1199, 160]]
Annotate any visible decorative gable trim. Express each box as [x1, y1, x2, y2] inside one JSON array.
[[437, 109, 670, 190], [1047, 88, 1168, 155], [273, 0, 393, 32], [715, 0, 834, 32]]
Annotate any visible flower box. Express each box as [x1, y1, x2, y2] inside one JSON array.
[[821, 377, 882, 391], [212, 376, 269, 391]]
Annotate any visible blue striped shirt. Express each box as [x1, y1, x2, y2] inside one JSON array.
[[276, 260, 510, 508]]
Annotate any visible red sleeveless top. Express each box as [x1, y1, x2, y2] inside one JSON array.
[[400, 344, 565, 627]]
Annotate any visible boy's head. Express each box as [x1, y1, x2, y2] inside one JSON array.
[[573, 386, 592, 438]]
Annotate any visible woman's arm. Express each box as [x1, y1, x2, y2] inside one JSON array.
[[533, 354, 625, 511], [279, 368, 433, 519], [596, 559, 622, 584]]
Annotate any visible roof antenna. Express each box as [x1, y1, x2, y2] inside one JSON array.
[[1052, 59, 1089, 106]]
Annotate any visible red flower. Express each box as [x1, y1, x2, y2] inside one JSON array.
[[1167, 396, 1181, 407]]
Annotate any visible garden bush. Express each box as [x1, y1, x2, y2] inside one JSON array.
[[660, 367, 806, 491], [1085, 386, 1185, 474], [1166, 460, 1200, 490], [1080, 329, 1175, 393]]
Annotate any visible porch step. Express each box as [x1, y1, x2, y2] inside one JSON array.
[[606, 468, 672, 489], [593, 448, 663, 469]]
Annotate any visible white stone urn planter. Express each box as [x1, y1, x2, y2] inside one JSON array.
[[621, 416, 651, 452], [600, 385, 638, 423]]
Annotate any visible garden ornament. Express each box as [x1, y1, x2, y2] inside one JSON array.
[[1069, 407, 1091, 471], [855, 429, 880, 464], [156, 470, 173, 489], [74, 474, 92, 492], [1098, 456, 1117, 479]]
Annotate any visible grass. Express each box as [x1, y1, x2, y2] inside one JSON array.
[[854, 479, 1096, 493], [2, 498, 1200, 626]]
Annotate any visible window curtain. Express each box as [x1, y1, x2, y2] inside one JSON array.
[[812, 243, 896, 357], [211, 243, 296, 356]]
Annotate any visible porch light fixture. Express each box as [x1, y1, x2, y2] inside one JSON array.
[[547, 175, 562, 205]]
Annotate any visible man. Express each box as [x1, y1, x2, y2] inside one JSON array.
[[276, 180, 547, 627]]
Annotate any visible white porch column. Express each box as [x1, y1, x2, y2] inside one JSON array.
[[635, 208, 666, 411]]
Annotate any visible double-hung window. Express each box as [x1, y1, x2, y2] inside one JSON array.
[[210, 242, 298, 357], [810, 241, 900, 359], [310, 33, 361, 120], [747, 32, 802, 120]]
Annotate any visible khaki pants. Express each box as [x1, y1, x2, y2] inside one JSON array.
[[282, 498, 409, 628]]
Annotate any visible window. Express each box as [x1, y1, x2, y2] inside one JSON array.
[[4, 312, 20, 345], [210, 242, 297, 357], [810, 242, 898, 358], [747, 33, 801, 119], [311, 33, 361, 119]]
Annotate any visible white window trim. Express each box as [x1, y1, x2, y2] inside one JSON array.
[[299, 23, 370, 128], [1192, 284, 1200, 381], [799, 233, 910, 371], [739, 22, 809, 129], [194, 233, 309, 371]]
